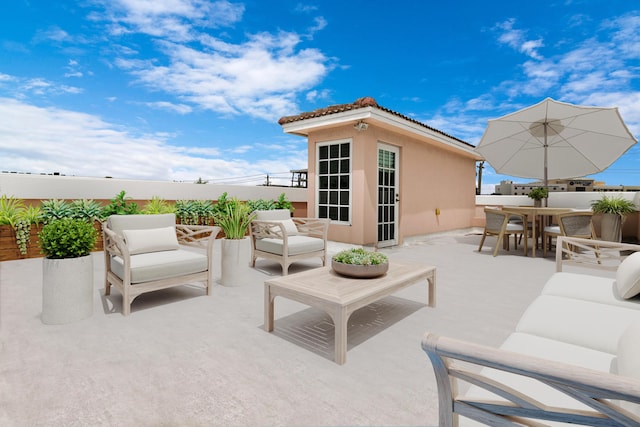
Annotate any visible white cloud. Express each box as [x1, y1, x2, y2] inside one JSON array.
[[92, 0, 331, 121], [144, 101, 193, 114], [495, 19, 544, 60], [0, 98, 305, 182], [99, 0, 245, 42]]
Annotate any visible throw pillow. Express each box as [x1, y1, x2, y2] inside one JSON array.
[[269, 219, 298, 236], [615, 252, 640, 299], [122, 226, 179, 255]]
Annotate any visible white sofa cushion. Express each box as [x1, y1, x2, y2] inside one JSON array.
[[617, 322, 640, 377], [542, 272, 640, 309], [460, 333, 617, 427], [616, 252, 640, 299], [255, 235, 324, 256], [516, 295, 639, 354], [107, 213, 176, 237], [110, 250, 208, 283], [269, 219, 298, 236], [122, 226, 179, 255], [254, 209, 291, 221]]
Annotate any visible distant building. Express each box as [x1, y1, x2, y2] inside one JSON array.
[[494, 178, 640, 195]]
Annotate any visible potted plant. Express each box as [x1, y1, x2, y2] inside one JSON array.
[[528, 187, 548, 207], [38, 218, 98, 324], [590, 195, 637, 242], [214, 198, 256, 286], [332, 248, 389, 278]]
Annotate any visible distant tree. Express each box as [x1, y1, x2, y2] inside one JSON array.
[[195, 177, 208, 184]]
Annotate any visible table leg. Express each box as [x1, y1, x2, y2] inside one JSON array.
[[331, 307, 348, 365], [428, 272, 436, 308], [264, 284, 274, 332]]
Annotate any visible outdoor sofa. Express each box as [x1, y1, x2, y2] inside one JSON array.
[[103, 214, 220, 315], [423, 236, 640, 426]]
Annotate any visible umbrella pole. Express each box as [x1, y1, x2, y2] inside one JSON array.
[[544, 122, 548, 207]]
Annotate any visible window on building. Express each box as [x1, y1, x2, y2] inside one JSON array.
[[317, 140, 351, 222]]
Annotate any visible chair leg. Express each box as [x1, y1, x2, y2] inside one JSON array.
[[478, 233, 487, 252], [493, 235, 503, 257]]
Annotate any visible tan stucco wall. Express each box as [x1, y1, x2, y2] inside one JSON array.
[[307, 124, 478, 245]]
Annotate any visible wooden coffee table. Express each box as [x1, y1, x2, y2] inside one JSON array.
[[264, 263, 436, 364]]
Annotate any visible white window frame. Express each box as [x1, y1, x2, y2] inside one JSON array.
[[316, 139, 352, 224]]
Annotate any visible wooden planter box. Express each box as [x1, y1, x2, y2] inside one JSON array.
[[0, 222, 104, 262]]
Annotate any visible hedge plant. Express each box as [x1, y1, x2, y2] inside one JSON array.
[[38, 218, 98, 259]]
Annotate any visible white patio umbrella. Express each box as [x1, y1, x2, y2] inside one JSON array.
[[475, 98, 637, 186]]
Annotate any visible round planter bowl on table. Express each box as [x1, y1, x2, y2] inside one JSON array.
[[331, 259, 389, 278]]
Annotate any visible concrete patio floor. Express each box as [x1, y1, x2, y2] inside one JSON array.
[[1, 229, 558, 426]]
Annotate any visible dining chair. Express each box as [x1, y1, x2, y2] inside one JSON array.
[[542, 211, 596, 257], [478, 207, 528, 257]]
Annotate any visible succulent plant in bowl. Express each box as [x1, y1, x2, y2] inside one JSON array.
[[332, 248, 389, 278]]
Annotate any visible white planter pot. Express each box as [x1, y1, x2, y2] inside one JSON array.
[[220, 237, 251, 286], [42, 255, 94, 324], [600, 213, 623, 242]]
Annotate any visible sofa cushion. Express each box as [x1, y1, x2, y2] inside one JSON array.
[[616, 252, 640, 299], [460, 333, 617, 427], [255, 235, 324, 256], [110, 249, 208, 283], [107, 213, 176, 237], [617, 322, 640, 378], [515, 295, 639, 354], [269, 219, 298, 236], [254, 209, 291, 221], [542, 272, 640, 310], [122, 226, 179, 255]]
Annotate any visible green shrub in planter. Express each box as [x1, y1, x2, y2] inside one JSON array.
[[38, 218, 98, 259], [332, 248, 388, 265]]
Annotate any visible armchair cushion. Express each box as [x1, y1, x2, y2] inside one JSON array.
[[269, 219, 298, 236], [255, 235, 324, 256], [616, 252, 640, 299], [110, 250, 208, 284], [122, 226, 179, 255]]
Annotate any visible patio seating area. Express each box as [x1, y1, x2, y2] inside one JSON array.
[[2, 229, 559, 426]]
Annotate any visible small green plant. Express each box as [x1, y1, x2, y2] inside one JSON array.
[[247, 198, 276, 212], [21, 205, 43, 225], [212, 192, 231, 217], [142, 197, 175, 215], [332, 248, 388, 265], [175, 199, 213, 225], [103, 191, 139, 216], [1, 196, 32, 255], [527, 187, 548, 201], [71, 199, 104, 222], [214, 198, 256, 239], [591, 195, 637, 216], [275, 193, 294, 213], [38, 218, 98, 259], [40, 199, 74, 223], [0, 195, 25, 226]]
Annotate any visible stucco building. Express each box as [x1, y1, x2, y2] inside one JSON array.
[[279, 97, 482, 246]]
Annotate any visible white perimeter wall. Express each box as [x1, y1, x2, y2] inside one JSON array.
[[477, 191, 640, 209], [0, 173, 308, 202]]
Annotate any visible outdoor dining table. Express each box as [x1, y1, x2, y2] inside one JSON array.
[[502, 206, 574, 257]]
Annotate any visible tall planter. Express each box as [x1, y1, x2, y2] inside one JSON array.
[[600, 213, 623, 242], [220, 237, 251, 286], [42, 255, 94, 324]]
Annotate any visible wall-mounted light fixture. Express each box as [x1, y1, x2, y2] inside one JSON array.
[[354, 120, 369, 131]]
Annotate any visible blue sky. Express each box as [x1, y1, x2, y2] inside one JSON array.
[[1, 1, 639, 189]]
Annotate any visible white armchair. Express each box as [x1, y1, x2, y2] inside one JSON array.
[[249, 209, 329, 275], [103, 214, 219, 315]]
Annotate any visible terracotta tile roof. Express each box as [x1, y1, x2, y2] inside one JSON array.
[[278, 97, 473, 147]]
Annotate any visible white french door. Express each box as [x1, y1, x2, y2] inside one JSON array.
[[377, 144, 399, 247]]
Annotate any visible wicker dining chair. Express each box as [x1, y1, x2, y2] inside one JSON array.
[[478, 207, 528, 257]]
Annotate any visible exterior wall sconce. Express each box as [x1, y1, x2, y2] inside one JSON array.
[[354, 120, 369, 131]]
